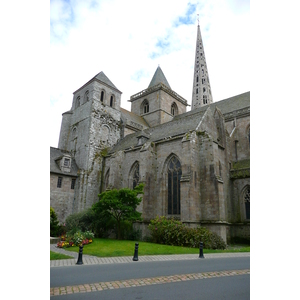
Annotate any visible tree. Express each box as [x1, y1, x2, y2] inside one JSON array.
[[50, 207, 62, 237], [93, 183, 144, 239]]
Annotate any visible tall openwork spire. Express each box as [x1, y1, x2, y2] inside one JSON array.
[[191, 18, 213, 109]]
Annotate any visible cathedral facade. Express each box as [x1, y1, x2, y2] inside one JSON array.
[[50, 23, 250, 243]]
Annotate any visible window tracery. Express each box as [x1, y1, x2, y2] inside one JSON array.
[[167, 156, 182, 215]]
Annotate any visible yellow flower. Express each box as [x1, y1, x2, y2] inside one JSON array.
[[89, 240, 92, 243]]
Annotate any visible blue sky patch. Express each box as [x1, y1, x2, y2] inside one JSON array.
[[174, 2, 197, 27]]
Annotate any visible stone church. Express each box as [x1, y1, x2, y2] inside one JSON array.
[[50, 23, 250, 243]]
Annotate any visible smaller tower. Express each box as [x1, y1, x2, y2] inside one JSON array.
[[191, 16, 213, 109]]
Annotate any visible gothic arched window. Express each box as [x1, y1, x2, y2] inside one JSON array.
[[244, 186, 250, 219], [130, 162, 140, 189], [141, 99, 149, 114], [171, 102, 178, 116], [167, 156, 182, 215]]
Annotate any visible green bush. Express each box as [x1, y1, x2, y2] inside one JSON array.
[[64, 208, 114, 238], [50, 207, 62, 237], [65, 208, 95, 234], [148, 216, 226, 250]]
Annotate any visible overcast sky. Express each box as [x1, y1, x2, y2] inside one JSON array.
[[50, 0, 250, 147]]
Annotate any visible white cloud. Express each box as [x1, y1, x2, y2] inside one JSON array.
[[50, 0, 250, 147]]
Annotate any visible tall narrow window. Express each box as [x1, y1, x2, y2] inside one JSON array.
[[247, 127, 250, 146], [132, 163, 140, 189], [84, 90, 89, 102], [110, 96, 114, 107], [57, 177, 62, 188], [141, 99, 149, 114], [203, 95, 207, 104], [130, 162, 140, 189], [75, 96, 80, 109], [244, 186, 250, 219], [167, 156, 182, 215], [171, 102, 178, 116], [101, 91, 104, 102], [71, 178, 76, 189]]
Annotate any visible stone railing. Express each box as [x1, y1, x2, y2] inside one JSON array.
[[130, 83, 187, 105]]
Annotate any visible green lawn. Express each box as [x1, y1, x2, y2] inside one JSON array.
[[50, 251, 74, 260], [61, 238, 250, 258]]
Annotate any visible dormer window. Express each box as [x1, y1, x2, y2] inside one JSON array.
[[136, 132, 149, 146], [59, 155, 72, 173], [64, 158, 70, 167]]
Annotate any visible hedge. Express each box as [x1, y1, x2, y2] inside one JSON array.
[[148, 216, 226, 250]]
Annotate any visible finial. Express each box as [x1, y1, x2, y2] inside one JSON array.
[[197, 14, 199, 25]]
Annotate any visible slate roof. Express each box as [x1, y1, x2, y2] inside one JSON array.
[[94, 71, 119, 90], [148, 66, 171, 89], [110, 91, 250, 154], [110, 108, 206, 153], [120, 108, 149, 129], [74, 71, 121, 94], [50, 147, 79, 176]]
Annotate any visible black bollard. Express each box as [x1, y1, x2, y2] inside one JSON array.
[[133, 242, 139, 261], [76, 245, 84, 265], [199, 242, 204, 258]]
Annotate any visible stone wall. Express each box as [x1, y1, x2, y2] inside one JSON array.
[[50, 173, 76, 223]]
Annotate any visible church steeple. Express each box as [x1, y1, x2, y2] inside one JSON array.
[[191, 18, 213, 109], [148, 65, 171, 89]]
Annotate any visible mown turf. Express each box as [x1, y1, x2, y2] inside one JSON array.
[[50, 251, 74, 260], [62, 238, 250, 257]]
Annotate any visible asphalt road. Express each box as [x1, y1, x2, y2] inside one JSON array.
[[51, 256, 250, 299]]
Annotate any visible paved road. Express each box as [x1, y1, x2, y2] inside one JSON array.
[[50, 252, 250, 299]]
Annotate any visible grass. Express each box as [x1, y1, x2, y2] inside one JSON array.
[[50, 251, 74, 260], [61, 238, 250, 258]]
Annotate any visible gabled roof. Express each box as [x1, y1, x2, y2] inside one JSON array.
[[50, 147, 78, 176], [148, 66, 171, 89]]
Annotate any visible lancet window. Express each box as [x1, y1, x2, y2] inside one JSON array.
[[167, 156, 182, 215], [244, 186, 250, 219]]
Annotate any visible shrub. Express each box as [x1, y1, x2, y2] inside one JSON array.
[[65, 208, 115, 238], [148, 216, 226, 250], [65, 209, 95, 234], [50, 207, 62, 237]]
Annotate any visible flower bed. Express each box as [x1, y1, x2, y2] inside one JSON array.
[[57, 231, 94, 248]]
